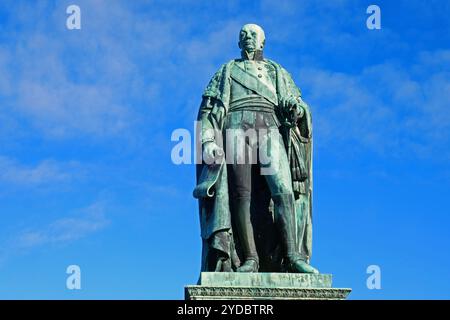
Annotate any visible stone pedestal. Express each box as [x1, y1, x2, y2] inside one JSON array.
[[185, 272, 351, 300]]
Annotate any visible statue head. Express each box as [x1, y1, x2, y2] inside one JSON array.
[[238, 24, 265, 57]]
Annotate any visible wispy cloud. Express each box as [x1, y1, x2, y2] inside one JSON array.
[[0, 156, 80, 186], [0, 201, 110, 264], [0, 0, 242, 141], [298, 49, 450, 159], [15, 201, 109, 249], [1, 2, 136, 139]]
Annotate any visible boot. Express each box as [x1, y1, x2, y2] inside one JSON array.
[[286, 255, 319, 274], [233, 198, 259, 272], [237, 258, 259, 273], [272, 193, 318, 274]]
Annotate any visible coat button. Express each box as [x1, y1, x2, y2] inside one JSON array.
[[258, 66, 262, 70], [258, 74, 262, 78]]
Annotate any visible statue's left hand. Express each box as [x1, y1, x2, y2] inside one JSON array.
[[279, 96, 304, 124], [291, 101, 305, 119]]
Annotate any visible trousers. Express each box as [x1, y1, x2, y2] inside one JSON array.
[[224, 109, 298, 266]]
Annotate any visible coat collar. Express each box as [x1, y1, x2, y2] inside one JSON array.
[[240, 50, 264, 61]]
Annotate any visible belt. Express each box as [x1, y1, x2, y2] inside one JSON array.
[[229, 105, 275, 113], [229, 97, 275, 113]]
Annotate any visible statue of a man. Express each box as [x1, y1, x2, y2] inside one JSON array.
[[194, 24, 317, 274]]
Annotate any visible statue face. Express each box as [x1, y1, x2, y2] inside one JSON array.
[[238, 24, 265, 53]]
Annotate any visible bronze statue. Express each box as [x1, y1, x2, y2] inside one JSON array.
[[194, 24, 317, 274]]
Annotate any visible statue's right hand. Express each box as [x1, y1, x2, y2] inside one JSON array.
[[203, 141, 224, 165]]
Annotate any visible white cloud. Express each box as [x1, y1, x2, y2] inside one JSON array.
[[13, 201, 109, 250], [298, 50, 450, 159], [1, 0, 244, 140], [0, 200, 110, 266], [0, 156, 80, 186], [1, 0, 448, 161], [0, 1, 153, 138]]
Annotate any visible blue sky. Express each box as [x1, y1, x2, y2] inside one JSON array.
[[0, 0, 449, 299]]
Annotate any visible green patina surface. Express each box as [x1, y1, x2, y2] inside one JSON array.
[[189, 23, 351, 300], [195, 23, 315, 274], [199, 272, 332, 288], [185, 272, 351, 300]]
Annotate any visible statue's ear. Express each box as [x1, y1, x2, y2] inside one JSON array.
[[260, 39, 265, 50]]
